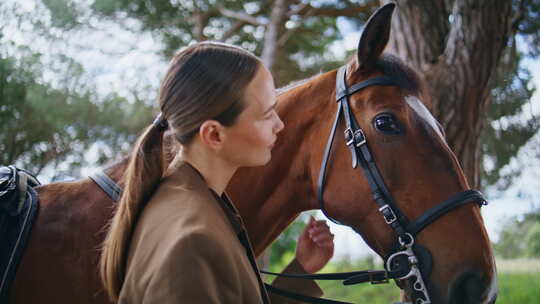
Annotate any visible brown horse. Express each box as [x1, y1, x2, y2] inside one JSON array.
[[8, 4, 496, 304]]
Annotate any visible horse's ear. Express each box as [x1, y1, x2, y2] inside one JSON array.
[[356, 3, 396, 72]]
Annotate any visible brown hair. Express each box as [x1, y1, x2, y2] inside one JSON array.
[[99, 41, 261, 301]]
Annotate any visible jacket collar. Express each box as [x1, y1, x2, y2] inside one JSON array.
[[165, 157, 244, 235]]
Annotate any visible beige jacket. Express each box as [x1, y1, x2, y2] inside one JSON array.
[[119, 160, 323, 303]]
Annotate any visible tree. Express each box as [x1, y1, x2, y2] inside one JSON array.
[[0, 1, 154, 179], [493, 210, 540, 258], [84, 0, 378, 86], [76, 0, 540, 189], [383, 0, 539, 188], [0, 53, 154, 178]]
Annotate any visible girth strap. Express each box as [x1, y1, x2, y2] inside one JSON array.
[[89, 171, 121, 201]]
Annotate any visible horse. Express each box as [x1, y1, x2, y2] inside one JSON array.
[[7, 4, 496, 304]]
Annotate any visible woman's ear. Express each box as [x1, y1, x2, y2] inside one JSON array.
[[198, 120, 225, 150]]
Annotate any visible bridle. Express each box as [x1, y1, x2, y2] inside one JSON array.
[[315, 66, 488, 304], [89, 65, 488, 304]]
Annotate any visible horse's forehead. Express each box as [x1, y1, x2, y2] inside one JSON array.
[[405, 95, 444, 139]]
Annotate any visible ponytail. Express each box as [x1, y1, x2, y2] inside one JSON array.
[[100, 122, 166, 301], [99, 41, 261, 301]]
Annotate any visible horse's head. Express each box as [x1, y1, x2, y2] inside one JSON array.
[[304, 4, 496, 304]]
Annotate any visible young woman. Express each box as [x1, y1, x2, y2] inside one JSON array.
[[100, 42, 335, 303]]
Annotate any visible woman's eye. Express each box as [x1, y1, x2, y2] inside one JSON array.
[[373, 113, 402, 135], [265, 111, 275, 120]]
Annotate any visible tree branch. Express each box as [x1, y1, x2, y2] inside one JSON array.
[[511, 0, 529, 33], [279, 7, 317, 47], [218, 6, 266, 26], [289, 0, 379, 17], [261, 0, 288, 70], [220, 20, 247, 41]]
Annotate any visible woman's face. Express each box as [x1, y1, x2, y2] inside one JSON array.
[[221, 64, 284, 167]]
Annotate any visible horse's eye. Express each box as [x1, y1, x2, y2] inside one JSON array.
[[373, 113, 402, 135]]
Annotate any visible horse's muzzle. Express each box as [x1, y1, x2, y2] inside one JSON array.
[[449, 271, 497, 304]]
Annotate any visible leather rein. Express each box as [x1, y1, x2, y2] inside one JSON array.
[[90, 66, 488, 304]]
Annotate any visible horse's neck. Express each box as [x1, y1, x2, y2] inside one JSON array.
[[103, 157, 129, 185], [228, 71, 336, 255]]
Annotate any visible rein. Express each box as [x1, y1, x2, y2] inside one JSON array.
[[90, 66, 488, 303]]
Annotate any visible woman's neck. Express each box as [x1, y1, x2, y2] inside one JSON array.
[[181, 143, 236, 195]]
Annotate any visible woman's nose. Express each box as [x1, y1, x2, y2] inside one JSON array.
[[274, 113, 285, 133], [275, 115, 285, 133]]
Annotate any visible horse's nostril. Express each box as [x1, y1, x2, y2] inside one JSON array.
[[450, 272, 485, 304]]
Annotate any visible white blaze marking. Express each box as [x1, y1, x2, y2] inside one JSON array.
[[404, 96, 445, 140]]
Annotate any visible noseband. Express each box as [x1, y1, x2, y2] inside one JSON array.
[[317, 66, 487, 304]]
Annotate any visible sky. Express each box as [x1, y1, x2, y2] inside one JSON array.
[[3, 0, 539, 260]]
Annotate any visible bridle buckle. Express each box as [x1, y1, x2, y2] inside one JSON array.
[[353, 129, 366, 147], [344, 128, 367, 147], [379, 204, 397, 224], [344, 128, 354, 146]]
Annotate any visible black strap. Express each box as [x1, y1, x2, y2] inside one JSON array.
[[406, 190, 487, 235], [264, 283, 352, 304], [336, 76, 397, 102], [89, 171, 121, 201], [261, 269, 381, 281], [262, 269, 403, 285], [317, 102, 344, 225]]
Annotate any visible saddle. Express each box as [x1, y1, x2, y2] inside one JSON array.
[[0, 166, 40, 303]]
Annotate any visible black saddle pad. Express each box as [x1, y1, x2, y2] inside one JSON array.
[[0, 166, 40, 302]]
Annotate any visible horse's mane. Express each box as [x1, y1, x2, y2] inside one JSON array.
[[277, 54, 423, 97], [277, 75, 319, 96], [375, 54, 423, 96]]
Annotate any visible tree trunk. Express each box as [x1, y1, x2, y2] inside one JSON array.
[[261, 0, 288, 70], [383, 0, 512, 188]]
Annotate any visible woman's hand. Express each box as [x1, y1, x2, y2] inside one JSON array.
[[296, 216, 335, 273]]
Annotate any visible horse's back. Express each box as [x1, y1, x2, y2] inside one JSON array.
[[9, 178, 114, 304]]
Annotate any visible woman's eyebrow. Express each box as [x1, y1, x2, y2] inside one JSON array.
[[263, 102, 277, 115]]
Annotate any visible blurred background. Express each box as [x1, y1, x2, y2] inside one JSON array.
[[1, 0, 539, 302]]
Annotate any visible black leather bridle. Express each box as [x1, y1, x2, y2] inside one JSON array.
[[90, 65, 488, 304], [314, 66, 488, 304]]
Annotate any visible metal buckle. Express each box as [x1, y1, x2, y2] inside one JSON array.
[[344, 128, 354, 146], [379, 204, 397, 224], [353, 129, 366, 147]]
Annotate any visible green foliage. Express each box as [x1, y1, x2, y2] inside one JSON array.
[[515, 0, 540, 57], [482, 35, 539, 189], [316, 256, 400, 303], [0, 53, 153, 178], [493, 209, 540, 258], [273, 258, 540, 303], [42, 0, 81, 29], [87, 0, 345, 86], [497, 272, 540, 303], [526, 222, 540, 257], [267, 213, 310, 272]]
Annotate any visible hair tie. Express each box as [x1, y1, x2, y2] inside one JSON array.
[[152, 113, 169, 131]]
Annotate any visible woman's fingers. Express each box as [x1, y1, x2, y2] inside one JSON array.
[[306, 218, 334, 247]]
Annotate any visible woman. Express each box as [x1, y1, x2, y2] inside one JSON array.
[[100, 41, 335, 303]]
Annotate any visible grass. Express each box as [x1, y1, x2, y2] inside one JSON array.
[[312, 259, 540, 303], [497, 272, 540, 303]]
